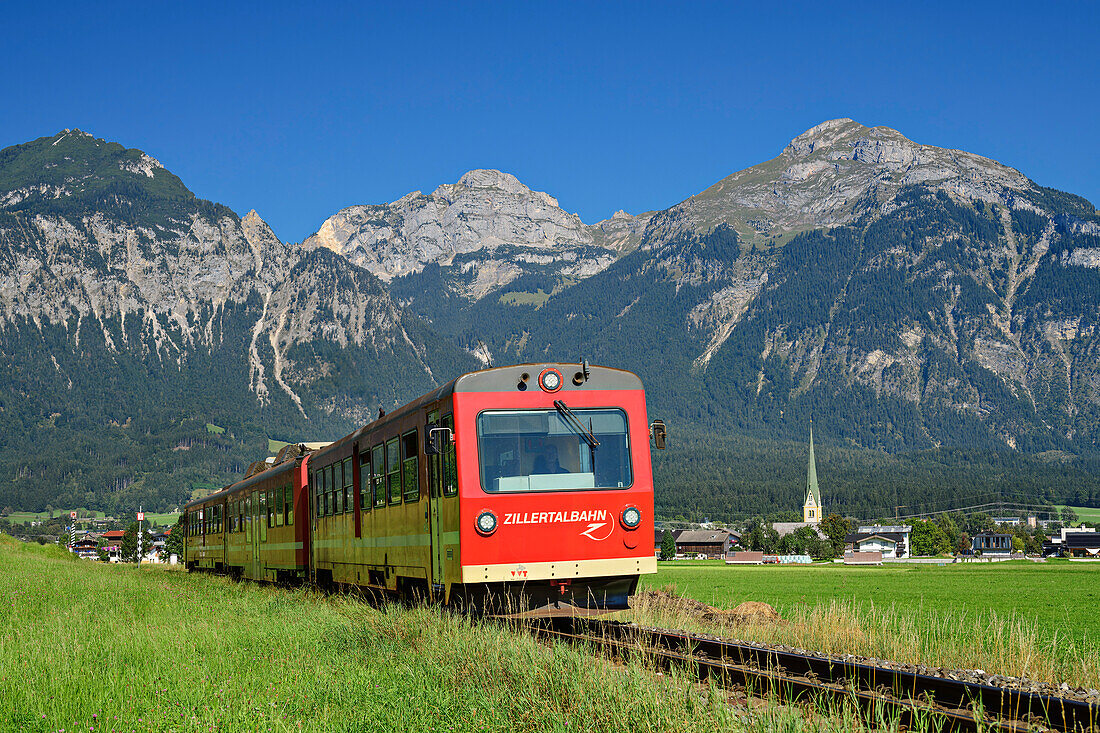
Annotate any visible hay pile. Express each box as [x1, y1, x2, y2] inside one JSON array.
[[633, 587, 783, 627]]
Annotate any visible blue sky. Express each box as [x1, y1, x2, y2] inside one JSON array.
[[2, 1, 1096, 242]]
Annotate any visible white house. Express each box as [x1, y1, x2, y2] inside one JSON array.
[[847, 525, 911, 559]]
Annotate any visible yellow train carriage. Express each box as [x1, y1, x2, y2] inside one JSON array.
[[184, 451, 310, 582], [308, 393, 458, 599]]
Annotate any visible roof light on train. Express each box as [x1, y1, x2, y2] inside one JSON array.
[[620, 506, 642, 530], [476, 510, 498, 536], [538, 368, 563, 393]]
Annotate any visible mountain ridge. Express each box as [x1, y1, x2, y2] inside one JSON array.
[[1, 120, 1098, 519]]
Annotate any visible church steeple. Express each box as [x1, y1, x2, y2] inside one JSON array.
[[803, 420, 822, 523]]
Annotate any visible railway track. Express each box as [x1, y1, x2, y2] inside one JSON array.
[[521, 616, 1100, 732]]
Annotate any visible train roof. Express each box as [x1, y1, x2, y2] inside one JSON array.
[[184, 363, 642, 508], [310, 363, 642, 464], [183, 454, 303, 511]]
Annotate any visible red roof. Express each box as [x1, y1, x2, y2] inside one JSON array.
[[101, 530, 125, 539]]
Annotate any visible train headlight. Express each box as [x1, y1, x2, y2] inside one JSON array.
[[620, 506, 642, 530], [476, 510, 498, 536], [538, 368, 563, 393]]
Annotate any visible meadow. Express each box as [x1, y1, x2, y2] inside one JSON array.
[[1, 537, 895, 733], [636, 560, 1100, 689], [1069, 505, 1100, 523], [5, 509, 180, 526]]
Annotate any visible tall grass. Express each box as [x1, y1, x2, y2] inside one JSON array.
[[628, 588, 1100, 690], [0, 537, 930, 733]]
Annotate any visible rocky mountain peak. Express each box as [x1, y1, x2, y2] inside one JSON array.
[[456, 168, 528, 192], [644, 118, 1040, 250], [304, 169, 606, 297], [432, 168, 559, 208], [782, 118, 866, 156]]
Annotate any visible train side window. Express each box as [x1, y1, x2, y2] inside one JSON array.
[[359, 451, 370, 511], [321, 465, 329, 517], [266, 488, 274, 528], [372, 445, 385, 508], [442, 413, 457, 497], [275, 486, 284, 527], [315, 471, 323, 518], [260, 491, 268, 542], [333, 462, 343, 514], [285, 485, 293, 526], [324, 464, 334, 516], [342, 457, 352, 513], [402, 429, 420, 502], [239, 500, 244, 532], [386, 438, 401, 505]]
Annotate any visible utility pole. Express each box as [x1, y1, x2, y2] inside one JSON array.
[[137, 507, 144, 566]]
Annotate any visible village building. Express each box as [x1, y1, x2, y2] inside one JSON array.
[[1062, 531, 1100, 558], [1043, 526, 1098, 557], [846, 525, 912, 559], [971, 531, 1013, 555], [992, 516, 1021, 526], [772, 522, 826, 539], [70, 532, 100, 560], [675, 530, 737, 558]]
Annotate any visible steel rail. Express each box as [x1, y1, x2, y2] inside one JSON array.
[[522, 617, 1099, 732]]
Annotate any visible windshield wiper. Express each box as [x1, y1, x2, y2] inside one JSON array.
[[553, 399, 600, 448]]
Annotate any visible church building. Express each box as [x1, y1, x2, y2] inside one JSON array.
[[803, 422, 822, 523]]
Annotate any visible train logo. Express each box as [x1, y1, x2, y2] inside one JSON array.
[[579, 521, 613, 541]]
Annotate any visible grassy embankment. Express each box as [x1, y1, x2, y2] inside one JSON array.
[[6, 509, 180, 526], [2, 537, 917, 733], [637, 561, 1100, 689], [1066, 505, 1100, 523]]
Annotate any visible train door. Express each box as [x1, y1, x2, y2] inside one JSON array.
[[427, 410, 445, 597], [222, 501, 228, 563], [258, 489, 268, 578]]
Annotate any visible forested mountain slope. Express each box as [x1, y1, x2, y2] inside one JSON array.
[[453, 122, 1100, 457], [0, 131, 476, 512]]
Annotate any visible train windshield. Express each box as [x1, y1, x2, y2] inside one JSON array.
[[476, 408, 632, 492]]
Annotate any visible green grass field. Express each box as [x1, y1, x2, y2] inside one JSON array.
[[5, 509, 180, 526], [3, 537, 861, 733], [638, 560, 1100, 688], [1068, 505, 1100, 523], [643, 560, 1100, 642]]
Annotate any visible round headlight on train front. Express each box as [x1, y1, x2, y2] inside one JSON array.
[[538, 368, 563, 393], [621, 506, 642, 530], [476, 510, 498, 536]]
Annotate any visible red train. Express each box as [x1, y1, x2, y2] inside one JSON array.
[[183, 363, 664, 612]]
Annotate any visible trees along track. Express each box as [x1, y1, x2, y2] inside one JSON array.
[[520, 617, 1099, 732]]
